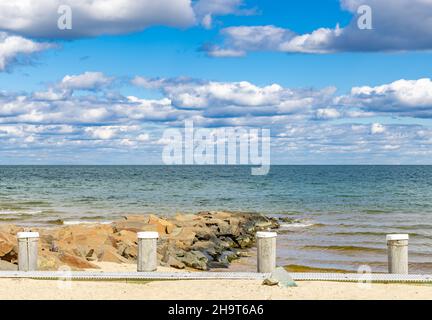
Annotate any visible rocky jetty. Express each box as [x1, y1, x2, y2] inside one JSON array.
[[0, 211, 280, 271]]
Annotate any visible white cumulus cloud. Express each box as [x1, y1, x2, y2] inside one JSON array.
[[0, 32, 53, 71], [343, 78, 432, 118], [0, 0, 196, 39], [204, 0, 432, 56], [60, 72, 113, 90]]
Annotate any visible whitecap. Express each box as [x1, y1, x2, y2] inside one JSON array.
[[0, 210, 17, 215], [63, 220, 113, 225], [280, 222, 315, 228], [0, 210, 42, 215]]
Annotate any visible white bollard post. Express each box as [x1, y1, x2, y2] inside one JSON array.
[[137, 231, 159, 272], [387, 234, 409, 274], [256, 231, 277, 273], [17, 232, 39, 271]]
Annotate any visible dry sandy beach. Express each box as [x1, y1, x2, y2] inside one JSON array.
[[0, 262, 430, 300]]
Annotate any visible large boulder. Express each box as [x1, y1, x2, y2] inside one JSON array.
[[234, 234, 253, 248], [112, 230, 137, 244], [169, 227, 196, 248], [38, 252, 62, 271], [166, 256, 186, 269], [97, 245, 129, 263], [113, 220, 152, 233], [110, 230, 138, 259], [120, 244, 137, 260], [59, 252, 100, 270], [148, 214, 175, 235], [51, 225, 112, 259], [0, 232, 16, 257], [178, 250, 208, 270]]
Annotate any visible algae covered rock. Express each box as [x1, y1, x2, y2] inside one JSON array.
[[178, 250, 208, 270]]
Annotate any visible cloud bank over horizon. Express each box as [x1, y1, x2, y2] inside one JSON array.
[[1, 72, 432, 164]]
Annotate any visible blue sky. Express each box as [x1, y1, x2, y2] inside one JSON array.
[[0, 0, 432, 164]]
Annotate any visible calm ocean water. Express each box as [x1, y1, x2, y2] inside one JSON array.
[[1, 165, 431, 273]]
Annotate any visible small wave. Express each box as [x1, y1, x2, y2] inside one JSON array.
[[337, 194, 362, 198], [333, 231, 387, 236], [15, 201, 49, 206], [332, 231, 429, 240], [72, 215, 108, 220], [0, 210, 42, 215], [365, 209, 392, 214], [275, 211, 303, 216], [303, 245, 385, 254], [398, 224, 432, 230], [216, 197, 234, 201], [279, 218, 323, 228], [0, 217, 20, 222], [62, 220, 113, 225], [0, 210, 17, 215], [280, 222, 316, 228]]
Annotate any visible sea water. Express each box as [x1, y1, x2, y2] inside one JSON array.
[[0, 165, 431, 273]]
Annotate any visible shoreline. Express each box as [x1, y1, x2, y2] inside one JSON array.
[[0, 211, 426, 274], [0, 215, 432, 299]]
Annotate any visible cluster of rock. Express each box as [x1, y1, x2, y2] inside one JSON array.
[[0, 211, 280, 271]]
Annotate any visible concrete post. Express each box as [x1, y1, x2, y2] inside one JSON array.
[[137, 231, 159, 272], [256, 231, 277, 273], [17, 232, 39, 271], [387, 234, 409, 274]]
